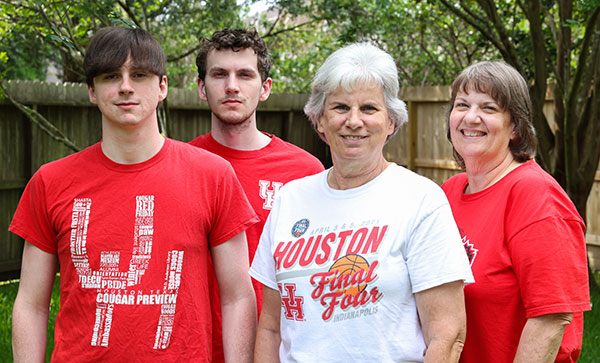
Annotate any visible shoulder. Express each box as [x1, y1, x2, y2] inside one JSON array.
[[506, 161, 582, 222], [441, 172, 468, 194], [508, 161, 566, 199], [35, 143, 99, 179], [188, 133, 211, 148], [168, 138, 234, 173], [386, 164, 444, 194], [279, 169, 327, 195], [269, 136, 324, 167]]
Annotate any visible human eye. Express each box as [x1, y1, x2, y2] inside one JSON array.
[[132, 72, 148, 79], [333, 104, 350, 112], [361, 104, 378, 113], [483, 104, 500, 112], [102, 73, 118, 80], [210, 70, 226, 78]]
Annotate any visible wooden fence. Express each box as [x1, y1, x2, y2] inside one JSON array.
[[1, 81, 599, 279]]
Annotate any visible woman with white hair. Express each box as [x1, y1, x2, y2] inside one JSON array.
[[250, 42, 474, 362]]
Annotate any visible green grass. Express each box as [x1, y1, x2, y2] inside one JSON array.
[[0, 276, 60, 362], [0, 276, 599, 361], [580, 283, 600, 362]]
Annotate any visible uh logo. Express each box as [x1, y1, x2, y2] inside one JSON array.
[[70, 195, 183, 350], [258, 180, 284, 210]]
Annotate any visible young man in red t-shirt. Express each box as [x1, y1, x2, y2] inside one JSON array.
[[11, 26, 257, 362], [190, 28, 324, 361]]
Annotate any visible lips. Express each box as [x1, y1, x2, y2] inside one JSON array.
[[222, 98, 242, 105], [115, 101, 138, 110]]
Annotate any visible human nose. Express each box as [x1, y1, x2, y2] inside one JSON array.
[[119, 75, 134, 95], [463, 106, 481, 124], [225, 76, 240, 94], [345, 108, 363, 129]]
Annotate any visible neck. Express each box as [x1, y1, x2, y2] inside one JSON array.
[[464, 154, 521, 193], [101, 120, 165, 164], [210, 115, 270, 150], [328, 156, 390, 190]]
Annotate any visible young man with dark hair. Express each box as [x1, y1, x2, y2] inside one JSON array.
[[190, 28, 324, 361], [11, 26, 257, 362]]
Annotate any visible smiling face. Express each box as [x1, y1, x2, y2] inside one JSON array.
[[88, 56, 167, 130], [318, 82, 394, 167], [449, 87, 515, 168], [198, 48, 271, 126]]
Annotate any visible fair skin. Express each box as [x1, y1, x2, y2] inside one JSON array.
[[12, 242, 57, 363], [255, 83, 467, 361], [448, 87, 520, 193], [13, 55, 257, 362], [88, 56, 168, 164], [211, 231, 257, 363], [198, 48, 272, 150], [254, 286, 281, 362], [415, 281, 467, 363], [449, 87, 573, 361], [317, 82, 394, 190]]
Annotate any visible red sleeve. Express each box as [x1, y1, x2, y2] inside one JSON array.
[[208, 163, 259, 247], [508, 217, 590, 318], [9, 168, 58, 254]]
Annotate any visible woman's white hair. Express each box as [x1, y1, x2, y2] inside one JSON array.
[[304, 42, 408, 142]]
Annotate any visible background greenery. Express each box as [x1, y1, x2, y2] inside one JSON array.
[[2, 1, 598, 242]]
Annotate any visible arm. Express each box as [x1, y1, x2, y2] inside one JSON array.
[[415, 280, 466, 363], [513, 313, 573, 363], [254, 286, 281, 363], [12, 241, 58, 363], [211, 231, 257, 363]]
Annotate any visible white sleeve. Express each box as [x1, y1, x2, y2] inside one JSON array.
[[405, 188, 474, 293]]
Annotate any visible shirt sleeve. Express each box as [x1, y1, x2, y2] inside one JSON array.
[[208, 163, 259, 247], [9, 167, 58, 254], [405, 189, 475, 293], [508, 216, 590, 317]]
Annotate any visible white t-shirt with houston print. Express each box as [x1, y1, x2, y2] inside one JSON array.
[[250, 163, 474, 362]]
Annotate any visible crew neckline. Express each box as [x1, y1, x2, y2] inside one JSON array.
[[95, 137, 171, 172]]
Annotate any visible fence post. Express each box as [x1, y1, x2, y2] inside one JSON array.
[[406, 100, 418, 172]]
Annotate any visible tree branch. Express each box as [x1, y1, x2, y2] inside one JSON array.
[[0, 81, 80, 153]]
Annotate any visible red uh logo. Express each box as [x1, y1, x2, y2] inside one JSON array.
[[278, 283, 305, 321], [258, 180, 283, 210]]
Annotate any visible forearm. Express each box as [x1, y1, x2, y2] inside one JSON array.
[[12, 296, 50, 363], [221, 294, 257, 363], [12, 242, 57, 363], [423, 336, 464, 363], [513, 313, 573, 363], [254, 324, 281, 362]]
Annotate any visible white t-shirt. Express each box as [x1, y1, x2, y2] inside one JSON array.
[[250, 163, 474, 362]]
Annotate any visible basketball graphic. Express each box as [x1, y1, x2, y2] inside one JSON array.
[[329, 254, 370, 296]]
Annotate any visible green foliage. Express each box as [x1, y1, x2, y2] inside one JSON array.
[[0, 0, 247, 87], [0, 276, 60, 362]]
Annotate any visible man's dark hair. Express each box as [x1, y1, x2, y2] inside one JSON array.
[[84, 26, 166, 87], [196, 28, 271, 82]]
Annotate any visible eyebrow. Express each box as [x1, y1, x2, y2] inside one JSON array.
[[208, 66, 258, 75]]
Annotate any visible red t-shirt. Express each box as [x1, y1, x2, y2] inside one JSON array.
[[442, 160, 590, 363], [190, 132, 324, 362], [10, 139, 258, 362]]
